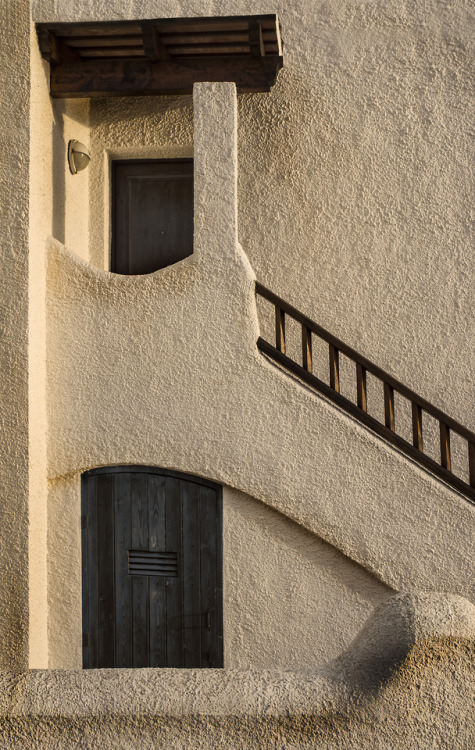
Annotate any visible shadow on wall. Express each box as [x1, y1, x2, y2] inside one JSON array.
[[52, 105, 66, 244]]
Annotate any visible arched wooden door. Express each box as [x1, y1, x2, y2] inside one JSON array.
[[81, 466, 223, 669]]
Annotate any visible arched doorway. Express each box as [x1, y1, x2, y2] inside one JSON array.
[[81, 466, 223, 668]]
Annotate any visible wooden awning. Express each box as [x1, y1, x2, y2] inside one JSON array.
[[36, 15, 283, 98]]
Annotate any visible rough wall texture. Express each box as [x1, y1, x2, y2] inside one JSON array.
[[29, 16, 51, 670], [29, 19, 90, 668], [29, 0, 474, 665], [1, 594, 474, 749], [32, 0, 474, 429], [0, 0, 30, 672], [0, 0, 471, 740], [88, 95, 192, 270], [223, 487, 390, 669], [47, 479, 391, 670], [43, 85, 474, 672]]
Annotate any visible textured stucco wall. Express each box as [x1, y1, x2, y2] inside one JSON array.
[[1, 594, 474, 749], [223, 487, 390, 669], [29, 17, 51, 670], [47, 479, 390, 670], [0, 0, 31, 672], [43, 85, 474, 677], [29, 17, 89, 668], [51, 101, 90, 260], [0, 2, 471, 740], [88, 96, 192, 269], [24, 0, 475, 679], [32, 0, 474, 430]]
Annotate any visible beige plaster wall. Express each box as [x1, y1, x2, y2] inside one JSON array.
[[47, 478, 390, 669], [26, 0, 474, 673], [223, 487, 390, 669], [32, 0, 474, 430], [51, 101, 90, 261], [47, 474, 82, 669], [0, 0, 31, 672], [88, 96, 192, 269], [1, 594, 474, 749], [29, 26, 90, 259], [29, 17, 89, 667], [44, 83, 474, 652], [29, 18, 52, 670]]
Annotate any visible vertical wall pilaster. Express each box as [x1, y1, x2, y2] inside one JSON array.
[[193, 82, 238, 264], [28, 19, 53, 669]]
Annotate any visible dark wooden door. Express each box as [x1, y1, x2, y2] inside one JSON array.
[[81, 466, 223, 669], [112, 159, 193, 275]]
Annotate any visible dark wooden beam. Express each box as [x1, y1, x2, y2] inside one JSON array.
[[37, 28, 82, 64], [249, 21, 265, 57], [49, 56, 283, 97], [141, 23, 170, 61], [37, 14, 279, 37]]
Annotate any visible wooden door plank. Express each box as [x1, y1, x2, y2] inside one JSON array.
[[112, 163, 129, 274], [87, 476, 99, 668], [165, 476, 184, 667], [131, 473, 150, 668], [82, 466, 222, 670], [96, 474, 115, 667], [199, 486, 221, 667], [148, 473, 167, 667], [182, 481, 201, 667], [81, 476, 96, 668], [215, 489, 224, 668], [114, 472, 132, 667], [81, 483, 89, 667]]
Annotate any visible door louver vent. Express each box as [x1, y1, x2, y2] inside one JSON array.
[[128, 550, 178, 577]]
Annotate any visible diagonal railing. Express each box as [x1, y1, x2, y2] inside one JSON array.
[[255, 282, 475, 503]]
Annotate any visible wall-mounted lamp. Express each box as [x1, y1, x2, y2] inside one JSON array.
[[68, 140, 90, 174]]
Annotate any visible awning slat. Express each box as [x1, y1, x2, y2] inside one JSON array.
[[36, 14, 283, 97]]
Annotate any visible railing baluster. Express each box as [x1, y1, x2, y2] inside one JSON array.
[[412, 402, 423, 451], [275, 305, 285, 354], [329, 344, 340, 392], [384, 382, 395, 431], [302, 325, 312, 372], [255, 281, 475, 501], [356, 363, 367, 412], [469, 442, 475, 488], [440, 422, 451, 471]]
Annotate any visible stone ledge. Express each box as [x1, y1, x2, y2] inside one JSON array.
[[0, 594, 473, 748]]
